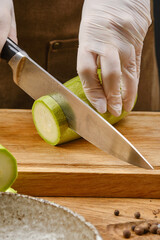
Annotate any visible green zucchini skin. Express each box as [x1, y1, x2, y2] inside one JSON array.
[[32, 74, 134, 145], [0, 145, 18, 192], [64, 75, 129, 125], [5, 187, 17, 193]]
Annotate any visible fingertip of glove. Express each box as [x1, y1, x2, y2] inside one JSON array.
[[123, 101, 134, 113], [114, 110, 122, 117], [110, 109, 122, 117], [95, 99, 107, 114], [108, 104, 122, 117]]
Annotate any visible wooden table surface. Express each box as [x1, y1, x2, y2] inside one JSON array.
[[42, 197, 160, 240]]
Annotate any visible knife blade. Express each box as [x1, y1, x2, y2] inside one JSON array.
[[1, 38, 153, 169]]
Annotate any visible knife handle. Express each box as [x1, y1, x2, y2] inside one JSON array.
[[1, 38, 22, 62]]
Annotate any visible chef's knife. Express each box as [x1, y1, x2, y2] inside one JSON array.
[[1, 38, 153, 169]]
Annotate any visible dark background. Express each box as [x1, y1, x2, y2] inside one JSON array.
[[154, 0, 160, 81]]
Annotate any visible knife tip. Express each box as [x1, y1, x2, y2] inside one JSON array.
[[140, 157, 154, 170], [147, 164, 154, 170]]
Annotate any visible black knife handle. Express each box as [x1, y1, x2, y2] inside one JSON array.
[[1, 38, 22, 62]]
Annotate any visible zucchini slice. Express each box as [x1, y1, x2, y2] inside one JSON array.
[[32, 74, 131, 145], [5, 187, 17, 193], [0, 145, 18, 192]]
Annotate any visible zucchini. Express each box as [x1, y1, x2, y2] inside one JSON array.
[[5, 187, 17, 193], [32, 72, 132, 145], [0, 145, 18, 192]]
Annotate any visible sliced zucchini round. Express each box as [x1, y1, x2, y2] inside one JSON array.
[[5, 187, 17, 193], [32, 95, 79, 145], [0, 145, 18, 192]]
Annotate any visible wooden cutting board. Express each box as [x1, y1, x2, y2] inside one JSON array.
[[0, 109, 160, 197]]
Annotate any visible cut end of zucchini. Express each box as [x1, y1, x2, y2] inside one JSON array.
[[32, 96, 69, 145], [0, 145, 18, 192], [33, 101, 60, 144]]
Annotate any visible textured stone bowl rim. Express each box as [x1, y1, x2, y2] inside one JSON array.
[[0, 192, 102, 240]]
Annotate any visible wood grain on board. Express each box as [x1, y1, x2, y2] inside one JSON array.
[[0, 110, 159, 197]]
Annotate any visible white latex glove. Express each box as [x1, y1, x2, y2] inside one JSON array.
[[0, 0, 17, 52], [77, 0, 151, 116]]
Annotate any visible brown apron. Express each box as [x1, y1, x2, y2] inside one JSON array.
[[0, 0, 159, 110]]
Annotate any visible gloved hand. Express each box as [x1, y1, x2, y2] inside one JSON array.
[[0, 0, 17, 53], [77, 0, 151, 116]]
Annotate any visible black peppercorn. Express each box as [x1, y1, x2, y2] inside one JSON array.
[[114, 209, 120, 216], [134, 212, 141, 219], [142, 223, 150, 234], [123, 229, 131, 238], [149, 224, 158, 234], [131, 225, 136, 231], [138, 222, 150, 234], [134, 226, 144, 235]]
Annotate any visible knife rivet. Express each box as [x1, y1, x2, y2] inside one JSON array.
[[52, 42, 61, 50]]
